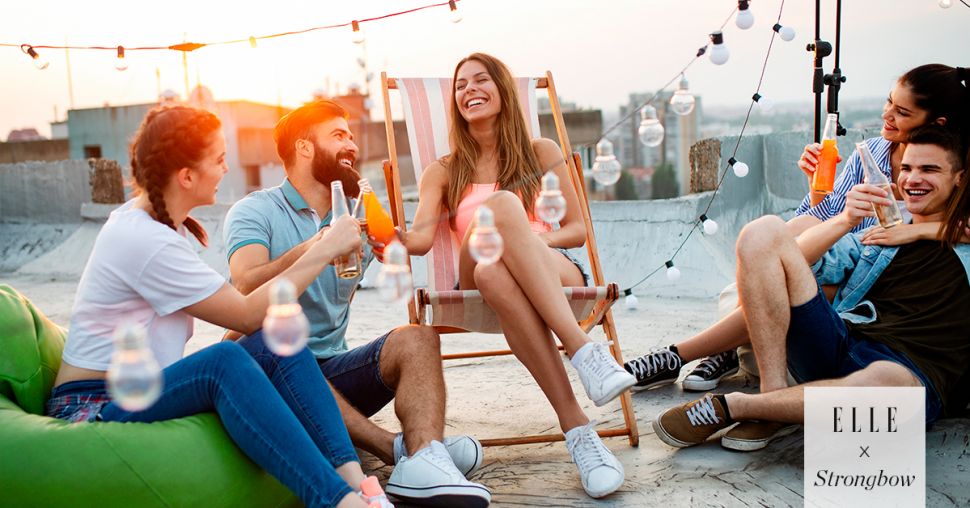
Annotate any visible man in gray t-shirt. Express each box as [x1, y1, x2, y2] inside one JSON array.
[[225, 101, 489, 507]]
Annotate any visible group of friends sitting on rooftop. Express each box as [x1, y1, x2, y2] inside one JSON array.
[[37, 54, 969, 508]]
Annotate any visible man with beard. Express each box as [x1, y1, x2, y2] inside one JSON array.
[[225, 101, 491, 508]]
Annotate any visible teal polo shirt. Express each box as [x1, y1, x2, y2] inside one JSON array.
[[224, 179, 371, 359]]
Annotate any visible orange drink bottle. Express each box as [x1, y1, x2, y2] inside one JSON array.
[[812, 113, 839, 195], [364, 192, 396, 246]]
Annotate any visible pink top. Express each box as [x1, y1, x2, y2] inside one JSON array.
[[453, 183, 552, 240]]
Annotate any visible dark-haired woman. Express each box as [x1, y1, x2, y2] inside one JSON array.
[[48, 105, 387, 508]]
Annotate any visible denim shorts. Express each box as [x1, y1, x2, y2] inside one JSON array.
[[45, 380, 111, 422], [786, 289, 943, 425], [318, 331, 395, 417]]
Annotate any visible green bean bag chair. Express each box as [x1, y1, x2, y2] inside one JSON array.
[[0, 284, 301, 507]]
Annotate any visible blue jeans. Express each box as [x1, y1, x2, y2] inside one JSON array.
[[94, 331, 358, 508], [786, 289, 943, 426]]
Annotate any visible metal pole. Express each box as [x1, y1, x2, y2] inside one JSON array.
[[824, 0, 847, 136]]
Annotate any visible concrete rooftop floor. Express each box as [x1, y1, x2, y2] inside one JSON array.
[[7, 271, 969, 507]]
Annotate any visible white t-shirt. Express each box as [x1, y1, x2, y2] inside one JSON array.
[[63, 201, 226, 370]]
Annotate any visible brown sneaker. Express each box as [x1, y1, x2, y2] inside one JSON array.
[[720, 420, 799, 451], [652, 394, 733, 448]]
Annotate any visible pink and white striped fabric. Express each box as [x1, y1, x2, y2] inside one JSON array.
[[395, 77, 600, 333]]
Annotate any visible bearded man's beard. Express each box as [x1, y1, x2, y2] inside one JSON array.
[[311, 147, 360, 196]]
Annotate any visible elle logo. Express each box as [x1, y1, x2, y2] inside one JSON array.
[[832, 406, 898, 433]]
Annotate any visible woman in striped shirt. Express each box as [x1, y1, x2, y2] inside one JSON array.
[[792, 64, 969, 243]]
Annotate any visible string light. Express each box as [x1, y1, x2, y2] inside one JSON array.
[[2, 1, 461, 56], [114, 46, 128, 71], [377, 240, 414, 303], [669, 75, 696, 116], [665, 260, 681, 281], [592, 138, 622, 186], [772, 23, 796, 42], [735, 1, 755, 29], [752, 92, 774, 112], [263, 278, 310, 356], [638, 104, 665, 147], [22, 45, 49, 70], [729, 157, 749, 178], [708, 31, 730, 65], [534, 171, 567, 224], [106, 323, 162, 411], [469, 206, 504, 265], [449, 0, 463, 23], [623, 288, 639, 310], [939, 0, 952, 8], [249, 36, 258, 48], [351, 20, 366, 44], [700, 214, 719, 235]]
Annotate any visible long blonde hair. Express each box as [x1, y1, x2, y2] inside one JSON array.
[[444, 53, 542, 220]]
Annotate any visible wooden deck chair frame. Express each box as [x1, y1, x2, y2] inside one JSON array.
[[380, 71, 638, 447]]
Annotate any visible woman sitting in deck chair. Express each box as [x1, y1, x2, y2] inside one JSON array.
[[399, 52, 635, 499]]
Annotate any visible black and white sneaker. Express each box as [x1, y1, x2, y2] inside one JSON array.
[[682, 350, 739, 392], [624, 345, 683, 391]]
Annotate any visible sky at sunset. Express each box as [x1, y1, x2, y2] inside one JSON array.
[[1, 0, 967, 140]]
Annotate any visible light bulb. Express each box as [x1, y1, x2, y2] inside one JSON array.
[[669, 76, 696, 116], [700, 214, 719, 235], [468, 206, 503, 265], [665, 260, 681, 281], [735, 1, 754, 29], [592, 138, 622, 186], [114, 46, 128, 71], [729, 157, 749, 178], [709, 32, 730, 65], [263, 278, 310, 356], [24, 46, 49, 70], [535, 171, 567, 224], [940, 0, 953, 7], [106, 323, 162, 411], [638, 105, 665, 147], [623, 290, 638, 311], [773, 23, 796, 42], [752, 93, 774, 112], [377, 240, 413, 303], [351, 20, 366, 45], [249, 36, 258, 49], [449, 0, 463, 23]]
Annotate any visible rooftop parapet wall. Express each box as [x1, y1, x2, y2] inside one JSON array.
[[0, 159, 123, 224], [1, 131, 872, 298]]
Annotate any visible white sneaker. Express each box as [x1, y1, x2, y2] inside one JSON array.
[[393, 433, 484, 477], [572, 342, 636, 406], [565, 422, 625, 498], [386, 440, 491, 508]]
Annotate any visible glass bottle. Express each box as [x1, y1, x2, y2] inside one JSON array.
[[331, 180, 362, 279], [857, 142, 903, 228]]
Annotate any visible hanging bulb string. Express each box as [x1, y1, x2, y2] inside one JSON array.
[[621, 0, 786, 295], [1, 0, 460, 53], [592, 5, 739, 144]]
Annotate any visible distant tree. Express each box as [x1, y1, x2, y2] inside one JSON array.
[[652, 163, 679, 199], [614, 170, 639, 201]]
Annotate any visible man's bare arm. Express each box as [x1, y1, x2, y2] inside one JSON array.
[[229, 230, 322, 295]]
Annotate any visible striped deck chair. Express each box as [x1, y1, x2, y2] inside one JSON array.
[[379, 71, 638, 447]]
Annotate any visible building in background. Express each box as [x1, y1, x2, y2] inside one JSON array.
[[65, 86, 290, 202], [611, 90, 701, 198]]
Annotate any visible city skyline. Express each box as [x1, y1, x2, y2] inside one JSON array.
[[2, 0, 966, 140]]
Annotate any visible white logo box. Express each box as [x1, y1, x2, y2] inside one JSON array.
[[804, 387, 925, 507]]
